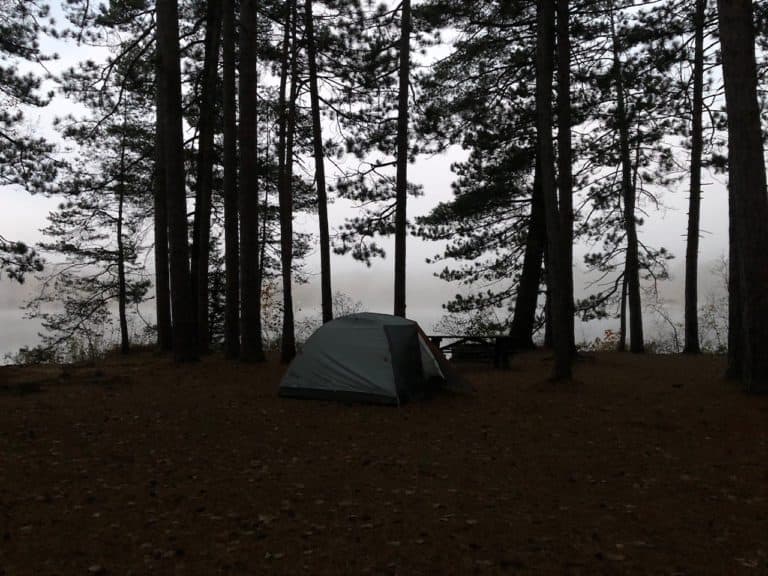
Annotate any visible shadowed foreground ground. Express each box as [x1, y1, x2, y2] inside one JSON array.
[[0, 351, 766, 575]]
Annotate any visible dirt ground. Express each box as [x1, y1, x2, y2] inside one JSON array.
[[0, 350, 766, 575]]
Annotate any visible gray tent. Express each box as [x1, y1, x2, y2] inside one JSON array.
[[279, 313, 461, 405]]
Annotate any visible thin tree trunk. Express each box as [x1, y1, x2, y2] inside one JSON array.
[[393, 0, 411, 318], [617, 271, 627, 351], [537, 0, 570, 380], [239, 0, 265, 362], [684, 0, 706, 355], [190, 0, 223, 354], [618, 124, 640, 353], [718, 0, 768, 392], [510, 154, 545, 349], [544, 294, 553, 347], [117, 118, 130, 355], [222, 0, 239, 359], [153, 55, 172, 352], [609, 2, 644, 353], [156, 0, 197, 362], [305, 0, 333, 324], [279, 0, 297, 363], [275, 4, 289, 346], [557, 0, 575, 355]]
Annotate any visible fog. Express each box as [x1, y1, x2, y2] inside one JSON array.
[[0, 148, 732, 361], [0, 5, 733, 361]]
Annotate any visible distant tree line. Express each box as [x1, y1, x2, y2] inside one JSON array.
[[0, 0, 767, 391]]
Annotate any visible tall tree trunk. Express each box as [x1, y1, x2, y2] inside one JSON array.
[[718, 0, 768, 392], [279, 1, 297, 363], [190, 0, 223, 354], [617, 271, 627, 351], [238, 0, 265, 362], [156, 0, 197, 362], [275, 3, 289, 349], [510, 154, 545, 349], [536, 0, 571, 380], [684, 0, 706, 355], [153, 55, 172, 352], [305, 0, 333, 324], [609, 2, 644, 353], [117, 121, 129, 355], [556, 0, 575, 355], [222, 0, 239, 359], [393, 0, 411, 318], [544, 282, 553, 347]]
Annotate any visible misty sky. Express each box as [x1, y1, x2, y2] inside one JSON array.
[[0, 3, 733, 359]]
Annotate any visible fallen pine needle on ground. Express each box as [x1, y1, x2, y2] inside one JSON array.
[[0, 350, 766, 575]]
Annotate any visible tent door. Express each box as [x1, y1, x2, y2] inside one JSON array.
[[384, 325, 424, 402]]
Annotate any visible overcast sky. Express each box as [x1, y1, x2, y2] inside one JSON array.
[[0, 2, 733, 359]]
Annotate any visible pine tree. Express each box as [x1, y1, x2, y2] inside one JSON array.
[[683, 0, 706, 354], [575, 0, 676, 343], [509, 159, 545, 348], [608, 0, 643, 353], [239, 0, 266, 362], [278, 0, 298, 362], [536, 0, 571, 379], [557, 0, 575, 355], [222, 0, 240, 358], [718, 0, 768, 392], [416, 0, 678, 348], [157, 0, 198, 362], [328, 1, 422, 270], [190, 0, 223, 354], [415, 0, 546, 344], [393, 0, 411, 317], [62, 0, 175, 349], [28, 85, 154, 357], [0, 1, 57, 282], [0, 236, 44, 283], [304, 0, 333, 324]]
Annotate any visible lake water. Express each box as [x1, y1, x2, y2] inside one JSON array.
[[0, 308, 44, 363]]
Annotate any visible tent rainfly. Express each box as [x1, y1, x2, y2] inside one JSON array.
[[279, 313, 463, 405]]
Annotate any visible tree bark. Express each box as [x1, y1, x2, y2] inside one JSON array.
[[683, 0, 706, 355], [609, 2, 644, 353], [536, 0, 571, 380], [190, 0, 223, 354], [718, 0, 768, 392], [239, 0, 265, 362], [617, 271, 627, 351], [279, 1, 297, 363], [153, 54, 172, 352], [393, 0, 411, 318], [510, 154, 544, 349], [156, 0, 197, 362], [222, 0, 239, 359], [556, 0, 575, 354], [305, 0, 333, 324]]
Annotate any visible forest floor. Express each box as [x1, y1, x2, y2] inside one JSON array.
[[0, 350, 766, 575]]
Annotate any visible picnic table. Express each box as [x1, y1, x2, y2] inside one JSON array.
[[427, 335, 516, 369]]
